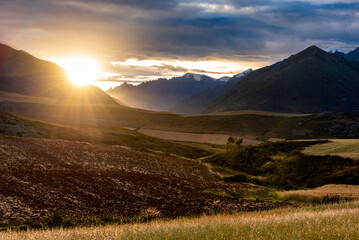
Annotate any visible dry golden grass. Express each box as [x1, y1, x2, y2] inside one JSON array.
[[303, 139, 359, 160], [278, 184, 359, 202], [2, 202, 359, 240]]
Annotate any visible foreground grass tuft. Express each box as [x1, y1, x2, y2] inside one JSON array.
[[2, 202, 359, 240]]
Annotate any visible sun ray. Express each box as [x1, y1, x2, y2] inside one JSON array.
[[55, 57, 102, 86]]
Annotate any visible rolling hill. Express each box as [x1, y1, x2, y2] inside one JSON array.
[[107, 73, 224, 111], [0, 43, 116, 105], [205, 46, 359, 114]]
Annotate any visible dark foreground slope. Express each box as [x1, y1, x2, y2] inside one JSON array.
[[0, 136, 285, 225], [0, 43, 116, 105], [206, 46, 359, 114]]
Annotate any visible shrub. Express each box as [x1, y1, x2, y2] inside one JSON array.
[[222, 173, 251, 183], [44, 212, 73, 229]]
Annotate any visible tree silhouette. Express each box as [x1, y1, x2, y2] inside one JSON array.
[[235, 138, 243, 149], [227, 136, 235, 151]]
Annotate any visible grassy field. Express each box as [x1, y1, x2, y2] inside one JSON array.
[[303, 139, 359, 160], [203, 140, 359, 189], [278, 184, 359, 202], [2, 92, 359, 141], [2, 202, 359, 240], [138, 128, 261, 146], [0, 111, 211, 159], [202, 110, 309, 117]]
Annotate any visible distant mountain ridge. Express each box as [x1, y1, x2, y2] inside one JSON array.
[[0, 43, 117, 105], [170, 69, 252, 115], [335, 47, 359, 60], [107, 73, 224, 111], [325, 46, 359, 60], [205, 46, 359, 114]]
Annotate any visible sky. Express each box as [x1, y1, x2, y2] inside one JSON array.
[[1, 0, 359, 90]]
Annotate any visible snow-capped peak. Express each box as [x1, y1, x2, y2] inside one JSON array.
[[183, 73, 213, 81], [217, 76, 231, 82], [233, 69, 253, 78], [323, 46, 338, 53]]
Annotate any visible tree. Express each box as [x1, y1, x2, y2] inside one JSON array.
[[235, 138, 243, 149], [227, 136, 235, 151]]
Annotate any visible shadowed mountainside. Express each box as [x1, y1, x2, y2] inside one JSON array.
[[170, 70, 252, 115], [0, 43, 116, 105], [107, 73, 223, 111], [334, 47, 359, 60], [205, 46, 359, 114]]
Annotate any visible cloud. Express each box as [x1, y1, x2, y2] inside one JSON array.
[[0, 0, 359, 89], [2, 0, 358, 58], [111, 58, 254, 78]]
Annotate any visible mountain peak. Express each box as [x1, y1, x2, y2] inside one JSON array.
[[323, 46, 338, 53], [182, 73, 213, 81], [348, 47, 359, 55], [302, 45, 323, 54], [205, 45, 359, 114], [233, 69, 253, 78], [332, 46, 359, 60], [288, 45, 331, 63], [217, 76, 231, 82], [0, 42, 117, 105]]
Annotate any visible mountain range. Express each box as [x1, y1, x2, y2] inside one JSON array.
[[0, 43, 116, 105], [109, 45, 359, 115], [2, 42, 359, 115], [107, 73, 225, 111], [334, 47, 359, 60], [205, 46, 359, 113], [170, 69, 252, 115]]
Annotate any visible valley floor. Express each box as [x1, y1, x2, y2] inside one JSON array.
[[303, 139, 359, 160], [279, 184, 359, 202], [2, 202, 359, 240], [138, 128, 261, 146]]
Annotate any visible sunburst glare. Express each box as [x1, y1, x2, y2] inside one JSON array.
[[56, 57, 102, 86]]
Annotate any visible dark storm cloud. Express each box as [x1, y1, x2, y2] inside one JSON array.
[[1, 0, 359, 62]]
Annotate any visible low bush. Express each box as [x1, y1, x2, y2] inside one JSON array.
[[205, 140, 359, 190]]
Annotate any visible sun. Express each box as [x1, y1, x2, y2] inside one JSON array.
[[56, 57, 102, 86]]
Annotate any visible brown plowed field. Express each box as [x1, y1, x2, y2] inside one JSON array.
[[0, 136, 288, 225]]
